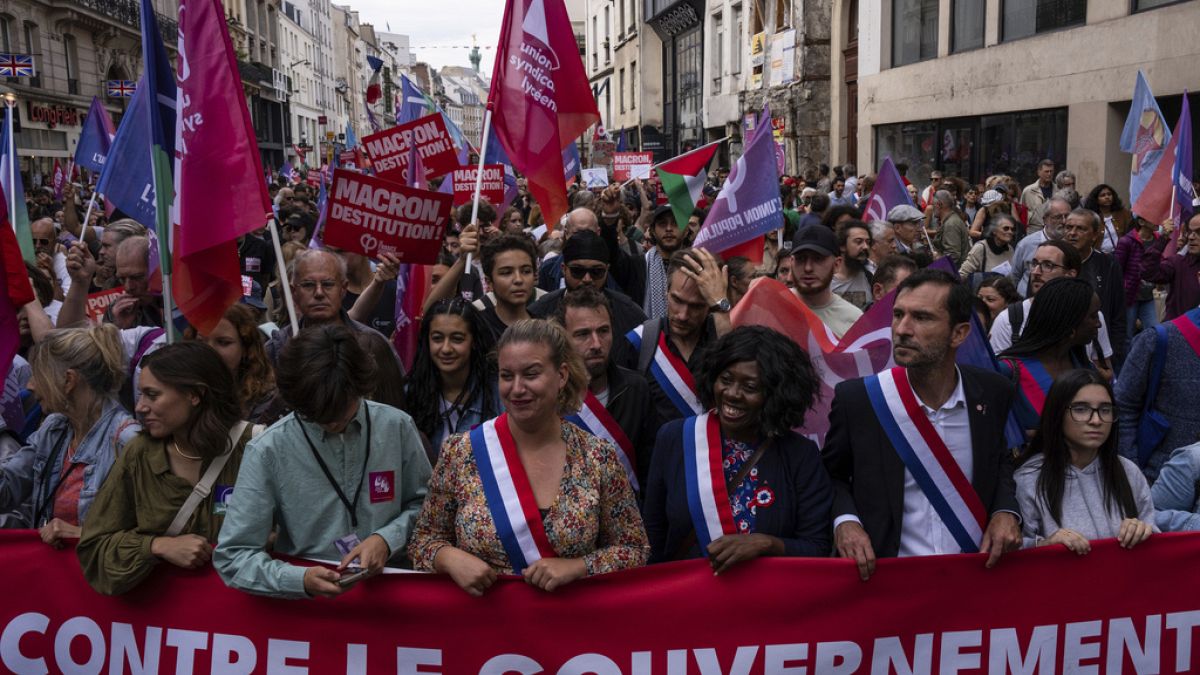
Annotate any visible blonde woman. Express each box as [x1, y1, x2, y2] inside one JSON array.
[[0, 326, 139, 546], [410, 319, 648, 595]]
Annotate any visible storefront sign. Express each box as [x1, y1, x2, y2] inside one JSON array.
[[25, 102, 80, 129]]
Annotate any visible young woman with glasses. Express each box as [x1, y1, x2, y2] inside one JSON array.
[[1015, 369, 1156, 552]]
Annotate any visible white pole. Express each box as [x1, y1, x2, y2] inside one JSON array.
[[465, 107, 493, 273], [81, 191, 98, 240], [159, 233, 177, 344], [268, 216, 300, 335]]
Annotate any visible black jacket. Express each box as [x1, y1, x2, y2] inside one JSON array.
[[604, 364, 658, 488], [822, 365, 1018, 558], [1080, 250, 1128, 369]]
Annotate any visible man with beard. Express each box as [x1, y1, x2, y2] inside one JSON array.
[[831, 220, 873, 309], [556, 287, 655, 489], [791, 225, 862, 338], [824, 269, 1021, 580], [642, 205, 685, 320]]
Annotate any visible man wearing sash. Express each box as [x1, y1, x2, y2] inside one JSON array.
[[628, 248, 731, 425], [1115, 305, 1200, 482], [555, 288, 655, 489], [824, 269, 1021, 580]]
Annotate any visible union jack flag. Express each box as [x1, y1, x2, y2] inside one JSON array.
[[0, 54, 34, 78], [106, 80, 136, 98]]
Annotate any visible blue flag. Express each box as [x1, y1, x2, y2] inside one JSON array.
[[96, 81, 157, 230], [692, 107, 783, 254], [280, 163, 294, 181], [616, 130, 628, 152], [562, 142, 581, 184], [74, 97, 116, 174], [1120, 71, 1171, 206], [1171, 92, 1194, 228], [861, 156, 915, 222], [345, 121, 358, 149], [397, 74, 468, 151]]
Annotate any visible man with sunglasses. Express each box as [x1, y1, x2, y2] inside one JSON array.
[[31, 218, 70, 299], [530, 230, 647, 368]]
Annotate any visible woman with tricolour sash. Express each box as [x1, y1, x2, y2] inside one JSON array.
[[408, 319, 648, 595], [998, 278, 1102, 437], [642, 326, 833, 571]]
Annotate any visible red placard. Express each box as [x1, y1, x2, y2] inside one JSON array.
[[305, 169, 321, 186], [451, 164, 505, 206], [85, 287, 123, 324], [612, 151, 654, 181], [361, 113, 459, 184], [321, 169, 451, 263]]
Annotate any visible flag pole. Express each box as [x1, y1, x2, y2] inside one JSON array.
[[618, 136, 730, 188], [5, 107, 14, 232], [81, 191, 99, 239], [268, 215, 300, 334], [159, 234, 177, 344], [465, 106, 493, 273]]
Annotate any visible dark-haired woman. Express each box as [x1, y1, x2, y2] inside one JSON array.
[[186, 303, 288, 425], [1082, 184, 1132, 254], [976, 276, 1022, 329], [999, 278, 1102, 435], [77, 342, 253, 595], [403, 299, 500, 458], [642, 326, 833, 571], [1113, 215, 1160, 339], [1016, 370, 1156, 552]]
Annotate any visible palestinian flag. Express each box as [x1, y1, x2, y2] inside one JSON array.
[[655, 140, 721, 230]]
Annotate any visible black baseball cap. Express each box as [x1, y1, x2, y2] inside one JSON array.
[[791, 225, 838, 258]]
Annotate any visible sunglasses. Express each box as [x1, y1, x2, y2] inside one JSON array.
[[32, 238, 53, 247], [566, 264, 608, 279]]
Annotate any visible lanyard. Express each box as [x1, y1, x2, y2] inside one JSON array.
[[297, 405, 372, 529]]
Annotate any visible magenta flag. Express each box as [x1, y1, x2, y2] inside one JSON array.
[[488, 0, 599, 229], [170, 0, 272, 333]]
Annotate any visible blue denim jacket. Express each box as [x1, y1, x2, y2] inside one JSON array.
[[0, 397, 140, 527], [429, 383, 502, 456], [1150, 442, 1200, 532]]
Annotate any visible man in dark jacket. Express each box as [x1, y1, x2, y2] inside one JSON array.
[[1065, 208, 1128, 368], [555, 287, 656, 489], [823, 270, 1021, 580]]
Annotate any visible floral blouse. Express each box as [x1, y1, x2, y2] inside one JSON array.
[[408, 420, 649, 576]]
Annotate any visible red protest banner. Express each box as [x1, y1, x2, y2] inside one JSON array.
[[451, 164, 505, 207], [361, 113, 458, 184], [321, 168, 451, 263], [612, 151, 654, 181], [85, 287, 123, 324], [2, 530, 1199, 673], [305, 169, 321, 187]]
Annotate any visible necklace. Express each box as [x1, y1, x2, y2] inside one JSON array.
[[171, 440, 203, 461]]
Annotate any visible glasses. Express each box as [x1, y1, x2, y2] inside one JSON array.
[[566, 264, 608, 280], [297, 280, 338, 293], [1068, 403, 1116, 423], [32, 237, 52, 247], [997, 226, 1014, 233], [1186, 229, 1200, 240], [1029, 259, 1065, 273]]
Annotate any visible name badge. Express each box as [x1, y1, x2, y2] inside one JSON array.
[[369, 470, 394, 503], [244, 257, 261, 273], [213, 485, 234, 515]]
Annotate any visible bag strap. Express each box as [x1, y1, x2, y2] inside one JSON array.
[[671, 437, 775, 561], [1141, 324, 1169, 416], [164, 421, 251, 537], [1007, 303, 1025, 342], [636, 318, 661, 374]]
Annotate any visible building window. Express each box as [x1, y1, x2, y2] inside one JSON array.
[[604, 6, 611, 64], [63, 34, 79, 95], [732, 4, 743, 74], [22, 22, 39, 86], [1134, 0, 1184, 10], [619, 68, 626, 112], [628, 0, 637, 33], [1002, 0, 1085, 42], [892, 0, 938, 67], [0, 16, 10, 52], [774, 0, 792, 29], [874, 107, 1067, 189], [631, 60, 637, 109], [712, 12, 724, 94], [619, 0, 627, 37], [952, 0, 985, 52], [592, 16, 598, 69]]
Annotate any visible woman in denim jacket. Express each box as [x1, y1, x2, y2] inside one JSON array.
[[0, 325, 139, 545]]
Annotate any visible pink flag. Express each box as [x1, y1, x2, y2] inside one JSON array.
[[170, 0, 272, 334], [489, 0, 599, 229]]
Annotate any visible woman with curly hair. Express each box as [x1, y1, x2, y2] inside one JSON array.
[[642, 325, 833, 571], [1082, 184, 1132, 254], [186, 303, 287, 425]]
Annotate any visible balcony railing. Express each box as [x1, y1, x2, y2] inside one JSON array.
[[74, 0, 179, 44]]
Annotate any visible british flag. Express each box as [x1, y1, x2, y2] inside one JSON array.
[[106, 80, 136, 98], [0, 54, 34, 78]]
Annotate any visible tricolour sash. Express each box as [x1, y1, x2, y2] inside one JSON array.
[[626, 324, 704, 417], [1012, 358, 1052, 415], [682, 412, 736, 552], [1172, 310, 1200, 358], [565, 391, 639, 491], [864, 367, 988, 554], [469, 413, 557, 572]]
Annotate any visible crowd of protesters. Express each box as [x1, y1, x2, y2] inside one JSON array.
[[1, 154, 1198, 599]]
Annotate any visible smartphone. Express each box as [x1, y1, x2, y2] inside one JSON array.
[[336, 568, 370, 587]]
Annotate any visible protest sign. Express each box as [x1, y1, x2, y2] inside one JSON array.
[[305, 170, 320, 187], [2, 532, 1199, 673], [612, 152, 653, 181], [361, 113, 459, 184], [321, 169, 451, 264], [85, 287, 123, 324], [582, 168, 609, 189], [451, 164, 505, 207]]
